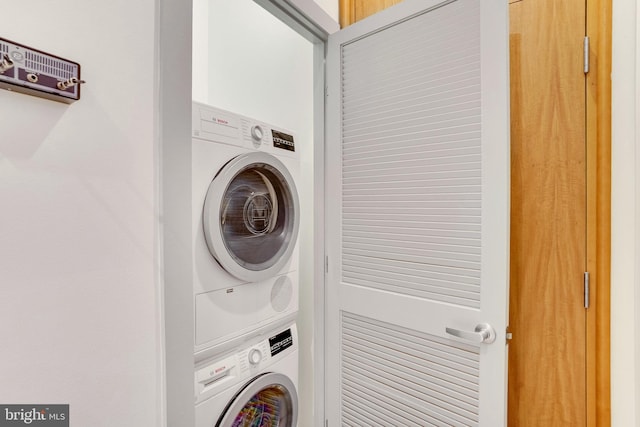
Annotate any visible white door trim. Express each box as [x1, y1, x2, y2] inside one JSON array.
[[252, 2, 335, 426]]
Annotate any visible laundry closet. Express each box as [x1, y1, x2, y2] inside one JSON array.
[[191, 0, 319, 424], [187, 0, 511, 426]]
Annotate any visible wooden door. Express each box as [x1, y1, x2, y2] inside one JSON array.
[[508, 1, 586, 425], [339, 0, 403, 28], [339, 0, 612, 425], [326, 0, 511, 424]]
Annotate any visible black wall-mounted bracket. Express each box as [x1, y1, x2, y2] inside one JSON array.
[[0, 37, 84, 104]]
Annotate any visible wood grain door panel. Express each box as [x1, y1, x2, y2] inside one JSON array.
[[508, 1, 586, 424]]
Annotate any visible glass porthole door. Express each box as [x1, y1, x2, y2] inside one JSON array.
[[203, 152, 300, 282], [216, 373, 298, 427]]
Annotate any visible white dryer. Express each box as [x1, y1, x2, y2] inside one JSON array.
[[195, 323, 299, 427], [192, 102, 300, 356]]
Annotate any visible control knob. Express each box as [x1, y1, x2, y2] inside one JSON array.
[[248, 348, 262, 365], [251, 125, 264, 142]]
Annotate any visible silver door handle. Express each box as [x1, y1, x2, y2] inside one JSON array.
[[445, 323, 496, 344]]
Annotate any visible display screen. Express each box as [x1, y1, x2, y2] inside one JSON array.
[[272, 130, 295, 152], [269, 329, 293, 357]]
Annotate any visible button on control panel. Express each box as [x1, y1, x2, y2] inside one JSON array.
[[251, 125, 264, 142], [248, 348, 262, 365]]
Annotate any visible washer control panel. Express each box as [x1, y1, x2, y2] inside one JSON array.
[[238, 341, 270, 372], [194, 324, 298, 404]]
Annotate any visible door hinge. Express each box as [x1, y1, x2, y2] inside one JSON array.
[[584, 271, 590, 309], [506, 326, 513, 342], [325, 255, 329, 273], [583, 36, 590, 74]]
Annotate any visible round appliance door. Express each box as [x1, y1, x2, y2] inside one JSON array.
[[216, 372, 298, 427], [203, 151, 300, 282]]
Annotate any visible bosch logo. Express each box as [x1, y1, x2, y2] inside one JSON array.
[[211, 116, 229, 125]]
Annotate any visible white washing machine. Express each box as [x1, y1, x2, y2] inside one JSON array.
[[195, 323, 299, 427], [192, 102, 300, 357]]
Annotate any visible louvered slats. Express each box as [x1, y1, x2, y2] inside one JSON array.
[[341, 312, 480, 426], [341, 0, 482, 309]]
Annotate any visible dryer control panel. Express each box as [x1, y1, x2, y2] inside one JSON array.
[[271, 130, 295, 152], [242, 120, 296, 155], [192, 102, 298, 159]]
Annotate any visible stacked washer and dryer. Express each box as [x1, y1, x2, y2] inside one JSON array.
[[192, 101, 301, 427]]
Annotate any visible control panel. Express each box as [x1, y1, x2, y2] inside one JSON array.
[[241, 120, 296, 154], [194, 325, 297, 404], [0, 37, 84, 103]]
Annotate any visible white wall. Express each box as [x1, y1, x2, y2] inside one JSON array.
[[0, 1, 162, 426], [611, 0, 640, 425], [192, 0, 316, 424], [314, 0, 339, 22]]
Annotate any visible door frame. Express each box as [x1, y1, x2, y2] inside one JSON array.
[[159, 0, 195, 425], [252, 2, 337, 426], [586, 0, 612, 425]]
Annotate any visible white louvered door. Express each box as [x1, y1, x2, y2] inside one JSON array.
[[325, 0, 510, 425]]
